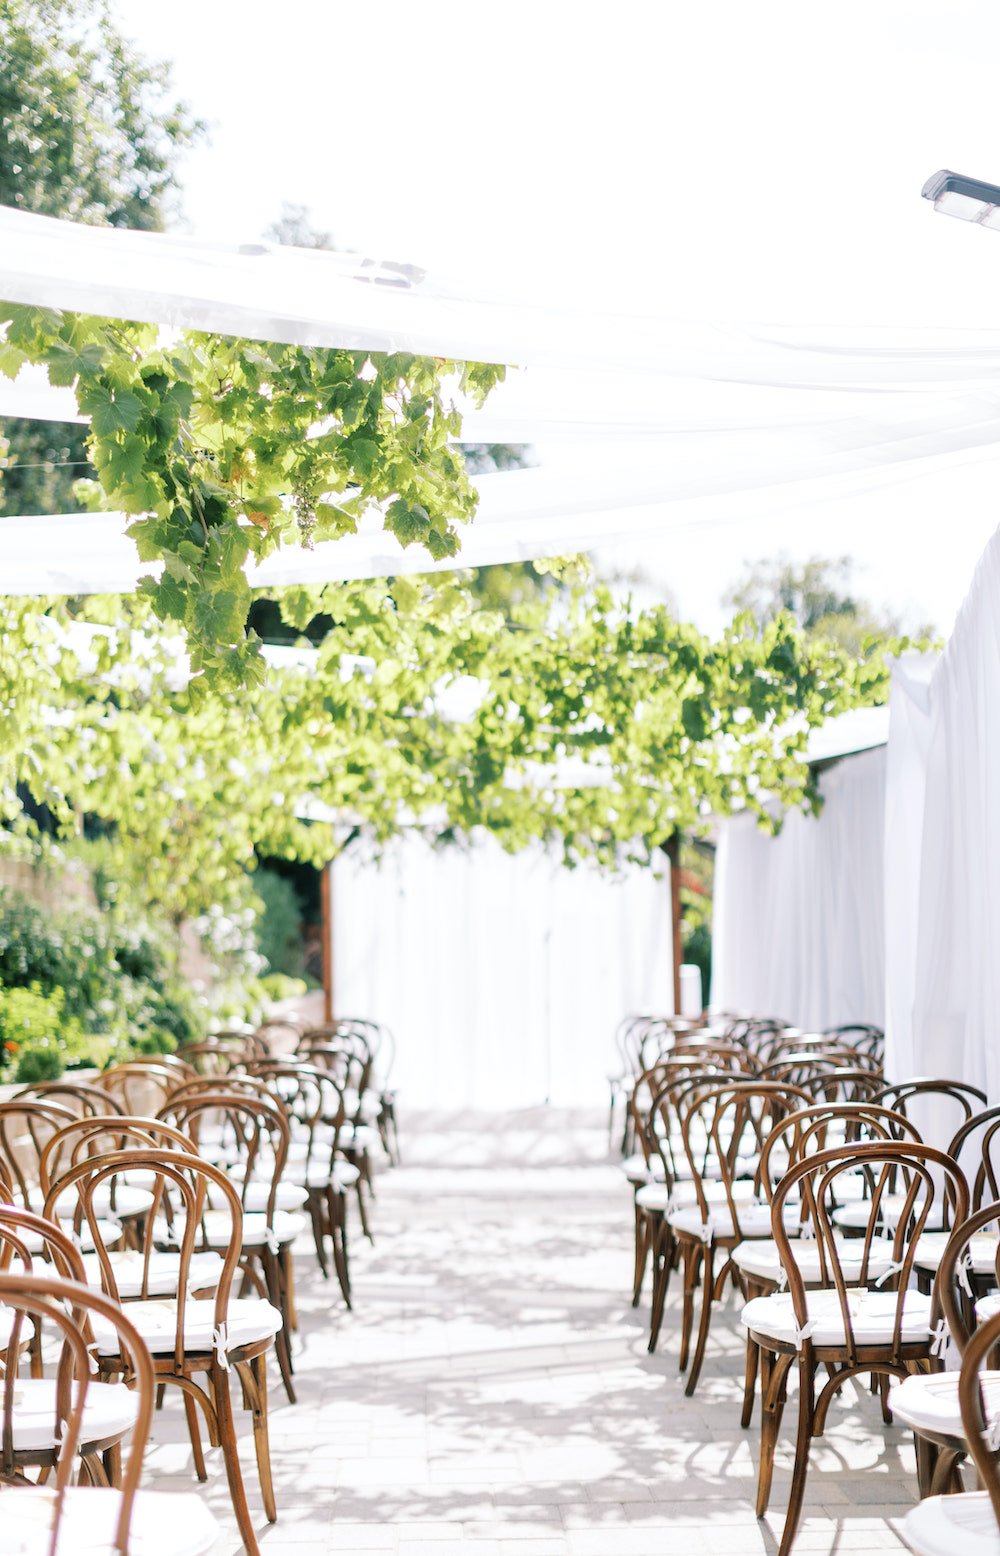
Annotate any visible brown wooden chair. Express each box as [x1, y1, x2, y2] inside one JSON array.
[[0, 1268, 218, 1555], [243, 1058, 355, 1305], [902, 1301, 1000, 1553], [47, 1148, 280, 1556], [891, 1197, 1000, 1497], [156, 1089, 303, 1403], [665, 1079, 813, 1394], [13, 1079, 126, 1117], [741, 1139, 969, 1556]]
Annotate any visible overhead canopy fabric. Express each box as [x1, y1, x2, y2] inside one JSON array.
[[4, 204, 1000, 603]]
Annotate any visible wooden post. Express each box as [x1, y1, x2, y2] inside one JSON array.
[[664, 832, 683, 1015], [320, 863, 334, 1022]]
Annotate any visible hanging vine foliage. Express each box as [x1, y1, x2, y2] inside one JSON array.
[[0, 301, 504, 692]]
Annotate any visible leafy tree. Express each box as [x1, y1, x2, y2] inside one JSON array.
[[264, 203, 336, 251], [0, 0, 201, 515], [724, 554, 934, 655]]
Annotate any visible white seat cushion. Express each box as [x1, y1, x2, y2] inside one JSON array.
[[3, 1377, 138, 1452], [154, 1208, 305, 1252], [903, 1491, 1000, 1556], [339, 1123, 379, 1151], [0, 1486, 217, 1556], [621, 1153, 664, 1185], [669, 1197, 800, 1241], [91, 1296, 282, 1358], [209, 1177, 308, 1213], [302, 1160, 360, 1191], [81, 1248, 224, 1299], [733, 1235, 897, 1286], [890, 1370, 1000, 1439], [27, 1184, 154, 1221], [913, 1229, 1000, 1276], [4, 1216, 122, 1256], [976, 1293, 1000, 1324], [741, 1287, 933, 1348], [832, 1192, 945, 1233]]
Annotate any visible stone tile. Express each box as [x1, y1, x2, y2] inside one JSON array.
[[137, 1108, 917, 1555]]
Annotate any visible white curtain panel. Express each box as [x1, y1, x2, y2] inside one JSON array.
[[330, 833, 673, 1110], [712, 746, 887, 1031], [884, 527, 1000, 1100]]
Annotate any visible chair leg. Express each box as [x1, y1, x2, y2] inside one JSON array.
[[355, 1177, 374, 1243], [632, 1204, 648, 1307], [328, 1187, 352, 1308], [778, 1354, 816, 1556], [237, 1354, 277, 1525], [214, 1360, 262, 1556], [684, 1243, 716, 1397], [182, 1388, 208, 1482], [679, 1241, 701, 1372], [756, 1349, 791, 1518], [262, 1248, 296, 1406], [648, 1226, 670, 1354], [742, 1332, 760, 1429]]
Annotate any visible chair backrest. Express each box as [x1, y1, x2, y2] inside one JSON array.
[[873, 1079, 988, 1153], [758, 1102, 921, 1198], [678, 1081, 814, 1230], [39, 1115, 193, 1203], [947, 1106, 1000, 1211], [0, 1099, 77, 1205], [822, 1023, 885, 1062], [772, 1140, 969, 1366], [0, 1203, 87, 1284], [12, 1080, 125, 1118], [0, 1269, 154, 1554], [158, 1091, 290, 1221], [243, 1058, 347, 1166], [44, 1149, 244, 1353], [95, 1063, 180, 1115]]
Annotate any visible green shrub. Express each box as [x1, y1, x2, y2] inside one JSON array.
[[258, 972, 308, 1004], [15, 1044, 64, 1083], [0, 888, 205, 1070], [253, 869, 306, 980]]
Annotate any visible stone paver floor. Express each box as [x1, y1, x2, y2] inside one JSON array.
[[143, 1109, 918, 1554]]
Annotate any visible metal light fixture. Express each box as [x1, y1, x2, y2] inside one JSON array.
[[922, 169, 1000, 230]]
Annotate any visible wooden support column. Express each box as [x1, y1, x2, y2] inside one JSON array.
[[320, 863, 334, 1022], [664, 832, 683, 1015]]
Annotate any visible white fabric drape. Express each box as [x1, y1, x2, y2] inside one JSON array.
[[712, 746, 887, 1030], [330, 833, 672, 1109], [884, 526, 1000, 1101]]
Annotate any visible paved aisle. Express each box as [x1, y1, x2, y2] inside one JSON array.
[[146, 1110, 915, 1554]]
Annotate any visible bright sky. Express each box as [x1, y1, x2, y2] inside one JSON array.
[[116, 0, 1000, 634]]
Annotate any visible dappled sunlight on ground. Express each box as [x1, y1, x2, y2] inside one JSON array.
[[142, 1108, 915, 1554]]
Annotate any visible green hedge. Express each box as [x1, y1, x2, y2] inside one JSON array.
[[0, 889, 204, 1078]]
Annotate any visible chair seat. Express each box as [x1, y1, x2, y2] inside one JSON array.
[[27, 1184, 154, 1221], [0, 1307, 35, 1346], [3, 1377, 138, 1453], [903, 1491, 1000, 1556], [91, 1296, 282, 1359], [913, 1230, 1000, 1277], [832, 1192, 944, 1233], [7, 1217, 123, 1256], [890, 1369, 1000, 1440], [302, 1160, 360, 1191], [635, 1178, 761, 1215], [209, 1177, 308, 1213], [155, 1209, 305, 1252], [81, 1248, 225, 1299], [621, 1153, 665, 1186], [976, 1293, 1000, 1324], [670, 1198, 800, 1242], [340, 1123, 379, 1151], [733, 1235, 897, 1286], [0, 1486, 217, 1556], [741, 1287, 933, 1348]]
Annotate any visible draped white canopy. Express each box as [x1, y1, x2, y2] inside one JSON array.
[[3, 204, 1000, 601]]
